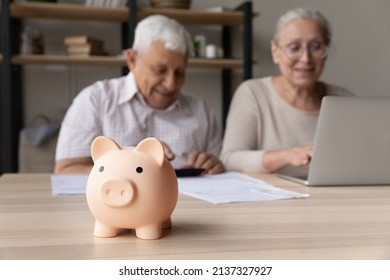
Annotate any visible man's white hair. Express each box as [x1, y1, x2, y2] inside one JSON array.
[[132, 15, 192, 57]]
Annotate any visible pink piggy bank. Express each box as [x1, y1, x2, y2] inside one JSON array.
[[86, 136, 178, 240]]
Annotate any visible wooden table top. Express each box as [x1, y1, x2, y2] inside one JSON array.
[[1, 173, 390, 260]]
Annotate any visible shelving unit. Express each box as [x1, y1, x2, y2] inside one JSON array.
[[7, 2, 255, 68], [0, 0, 257, 173]]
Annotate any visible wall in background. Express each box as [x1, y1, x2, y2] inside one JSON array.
[[21, 0, 390, 128]]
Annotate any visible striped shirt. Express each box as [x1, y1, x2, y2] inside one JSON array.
[[56, 72, 222, 169]]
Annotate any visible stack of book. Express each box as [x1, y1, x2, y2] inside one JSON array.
[[64, 36, 106, 57]]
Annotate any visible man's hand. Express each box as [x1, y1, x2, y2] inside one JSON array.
[[185, 151, 225, 174], [161, 141, 175, 161]]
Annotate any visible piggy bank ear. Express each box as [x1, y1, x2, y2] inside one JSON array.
[[135, 137, 164, 166], [91, 136, 121, 162]]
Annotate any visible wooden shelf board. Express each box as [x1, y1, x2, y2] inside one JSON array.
[[10, 3, 129, 22], [12, 54, 127, 66], [138, 8, 251, 26], [10, 3, 258, 25], [189, 58, 244, 68], [11, 54, 246, 68]]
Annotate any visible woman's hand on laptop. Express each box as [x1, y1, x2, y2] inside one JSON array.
[[263, 145, 313, 173], [288, 145, 313, 167]]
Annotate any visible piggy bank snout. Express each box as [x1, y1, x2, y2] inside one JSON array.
[[100, 179, 134, 208]]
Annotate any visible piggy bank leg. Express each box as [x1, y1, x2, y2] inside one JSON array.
[[94, 220, 119, 237], [162, 217, 172, 229], [135, 225, 162, 239]]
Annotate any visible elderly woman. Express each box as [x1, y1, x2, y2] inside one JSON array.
[[221, 8, 353, 176]]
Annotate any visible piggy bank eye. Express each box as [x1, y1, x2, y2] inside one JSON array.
[[136, 167, 143, 173], [99, 166, 104, 172]]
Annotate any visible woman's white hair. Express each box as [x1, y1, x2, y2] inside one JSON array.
[[273, 8, 332, 45], [132, 15, 192, 57]]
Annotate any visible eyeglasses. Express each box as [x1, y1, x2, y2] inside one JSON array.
[[276, 42, 328, 61]]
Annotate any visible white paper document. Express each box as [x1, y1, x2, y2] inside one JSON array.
[[50, 172, 309, 204], [178, 172, 309, 204], [51, 174, 88, 195]]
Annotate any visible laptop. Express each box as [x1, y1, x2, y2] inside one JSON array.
[[277, 96, 390, 186]]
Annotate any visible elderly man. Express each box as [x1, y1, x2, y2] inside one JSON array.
[[55, 15, 224, 174]]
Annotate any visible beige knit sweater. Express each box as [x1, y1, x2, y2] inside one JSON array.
[[221, 76, 352, 175]]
